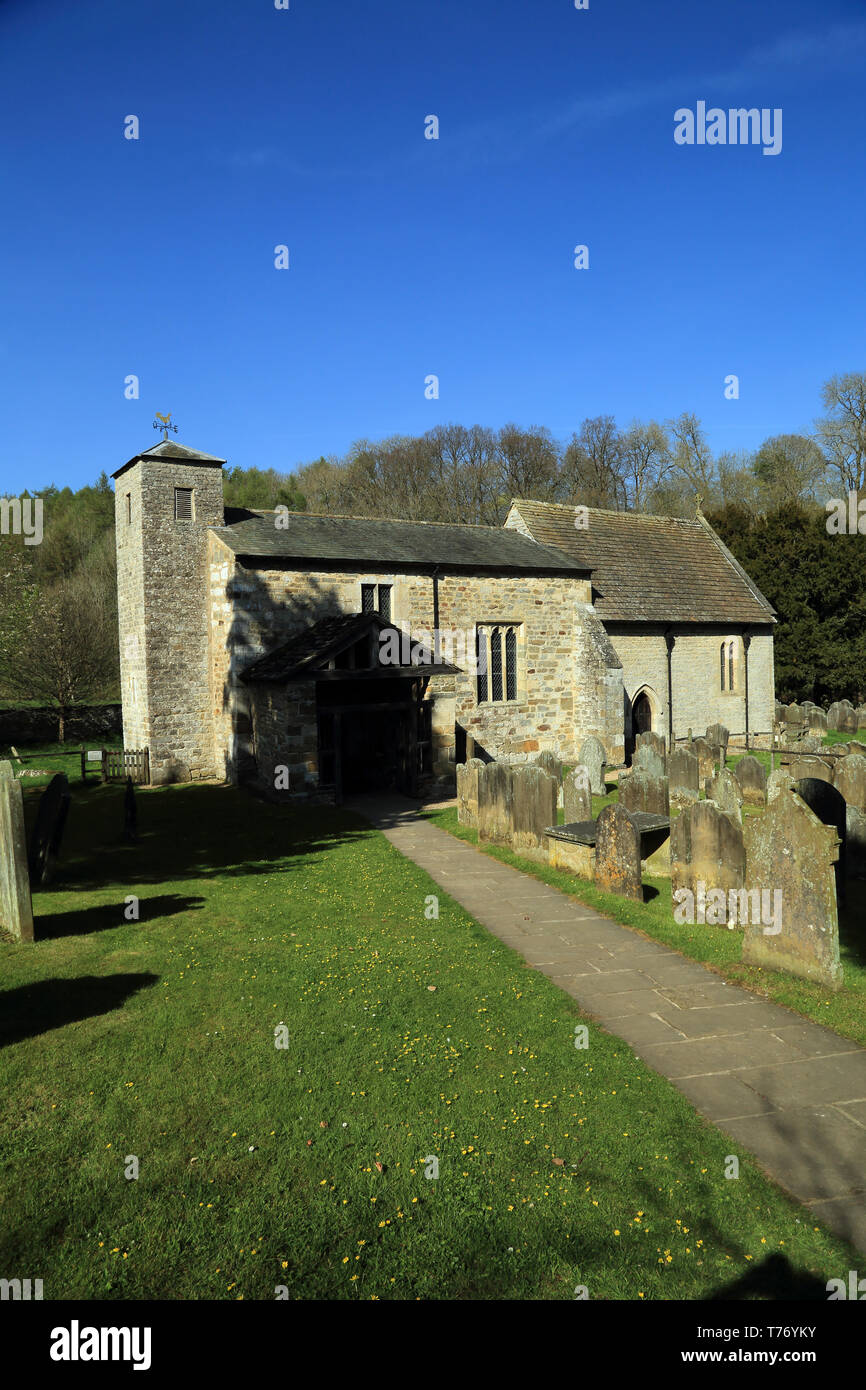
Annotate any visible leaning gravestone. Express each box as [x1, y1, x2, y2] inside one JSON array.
[[734, 755, 767, 806], [27, 773, 71, 886], [594, 804, 642, 901], [0, 761, 34, 942], [691, 736, 715, 787], [619, 768, 670, 817], [705, 723, 730, 767], [510, 765, 557, 863], [742, 788, 842, 989], [477, 762, 514, 847], [671, 799, 746, 926], [709, 768, 743, 822], [669, 746, 700, 809], [563, 766, 592, 824], [457, 758, 485, 827], [577, 737, 607, 796]]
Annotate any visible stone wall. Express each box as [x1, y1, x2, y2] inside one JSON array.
[[606, 622, 775, 744]]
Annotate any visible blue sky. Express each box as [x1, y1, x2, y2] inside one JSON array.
[[1, 0, 864, 493]]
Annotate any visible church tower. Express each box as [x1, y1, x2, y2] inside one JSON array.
[[112, 437, 226, 783]]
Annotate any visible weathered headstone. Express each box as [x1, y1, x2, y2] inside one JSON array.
[[857, 705, 866, 731], [786, 702, 804, 729], [457, 758, 485, 827], [633, 743, 665, 779], [619, 768, 670, 817], [577, 737, 607, 796], [734, 755, 767, 806], [635, 730, 667, 763], [477, 762, 514, 847], [805, 707, 828, 734], [691, 736, 715, 787], [767, 768, 794, 803], [828, 701, 857, 734], [708, 768, 743, 822], [0, 761, 34, 942], [510, 765, 558, 862], [671, 799, 746, 928], [742, 788, 842, 989], [27, 773, 71, 886], [793, 778, 847, 896], [669, 746, 700, 809], [594, 804, 642, 901], [535, 750, 561, 782], [563, 766, 592, 825], [705, 723, 730, 767], [787, 754, 833, 785]]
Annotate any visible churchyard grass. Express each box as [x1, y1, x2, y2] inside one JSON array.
[[0, 739, 124, 789], [0, 782, 858, 1299], [425, 807, 866, 1048]]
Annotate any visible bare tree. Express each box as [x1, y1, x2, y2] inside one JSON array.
[[492, 424, 561, 515], [620, 420, 671, 511], [561, 415, 626, 508], [815, 372, 866, 493]]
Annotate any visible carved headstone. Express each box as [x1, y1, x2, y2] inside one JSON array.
[[27, 773, 71, 886], [669, 746, 700, 809], [691, 736, 715, 787], [510, 765, 557, 862], [742, 789, 842, 989], [633, 744, 666, 779], [563, 766, 592, 825], [705, 723, 730, 766], [619, 768, 670, 817], [709, 768, 743, 823], [734, 755, 767, 806], [457, 758, 485, 827], [594, 804, 642, 901], [0, 762, 34, 942], [635, 730, 667, 763], [477, 762, 514, 847], [577, 737, 607, 796], [671, 799, 746, 926]]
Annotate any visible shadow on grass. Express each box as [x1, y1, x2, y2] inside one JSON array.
[[23, 783, 373, 893], [35, 893, 206, 941], [705, 1252, 828, 1300], [0, 973, 158, 1047]]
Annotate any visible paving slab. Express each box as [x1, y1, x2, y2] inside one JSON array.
[[348, 793, 866, 1254]]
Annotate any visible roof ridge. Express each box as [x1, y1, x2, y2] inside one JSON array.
[[511, 498, 702, 526], [230, 507, 513, 534]]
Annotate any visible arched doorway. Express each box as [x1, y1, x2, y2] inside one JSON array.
[[633, 692, 653, 736]]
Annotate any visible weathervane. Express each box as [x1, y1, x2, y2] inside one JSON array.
[[153, 411, 178, 440]]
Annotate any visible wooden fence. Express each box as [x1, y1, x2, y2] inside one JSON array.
[[99, 748, 150, 785]]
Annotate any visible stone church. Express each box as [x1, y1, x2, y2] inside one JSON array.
[[112, 437, 776, 797]]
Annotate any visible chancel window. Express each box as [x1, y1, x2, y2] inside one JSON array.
[[361, 583, 392, 621], [720, 639, 737, 691], [476, 624, 520, 704]]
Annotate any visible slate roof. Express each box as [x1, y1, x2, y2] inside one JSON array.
[[241, 611, 459, 684], [508, 499, 775, 625], [112, 438, 226, 479], [213, 510, 586, 574]]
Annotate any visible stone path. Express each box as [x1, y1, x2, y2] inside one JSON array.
[[349, 794, 866, 1256]]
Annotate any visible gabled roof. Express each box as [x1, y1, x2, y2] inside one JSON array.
[[240, 610, 460, 684], [507, 499, 776, 626], [112, 438, 226, 479], [213, 510, 587, 573]]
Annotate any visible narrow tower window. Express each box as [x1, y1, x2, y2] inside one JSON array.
[[174, 487, 194, 520]]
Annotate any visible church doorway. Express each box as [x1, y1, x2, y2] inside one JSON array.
[[633, 692, 653, 736]]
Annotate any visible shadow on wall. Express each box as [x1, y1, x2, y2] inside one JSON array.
[[221, 563, 342, 786]]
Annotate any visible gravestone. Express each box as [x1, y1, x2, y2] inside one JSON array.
[[619, 768, 669, 817], [594, 804, 642, 901], [0, 761, 34, 942], [837, 754, 866, 879], [457, 758, 485, 827], [828, 701, 857, 734], [793, 779, 847, 897], [705, 723, 730, 767], [535, 750, 561, 782], [805, 707, 828, 734], [563, 766, 592, 824], [123, 777, 139, 844], [691, 736, 715, 787], [669, 746, 700, 809], [734, 755, 767, 806], [27, 773, 71, 886], [786, 703, 804, 729], [577, 737, 607, 796], [635, 730, 667, 763], [671, 799, 746, 927], [477, 762, 514, 847], [510, 765, 558, 862], [858, 705, 866, 731], [708, 768, 743, 823], [742, 788, 842, 989], [633, 743, 666, 779], [767, 768, 794, 804], [787, 755, 833, 785], [775, 701, 786, 724]]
